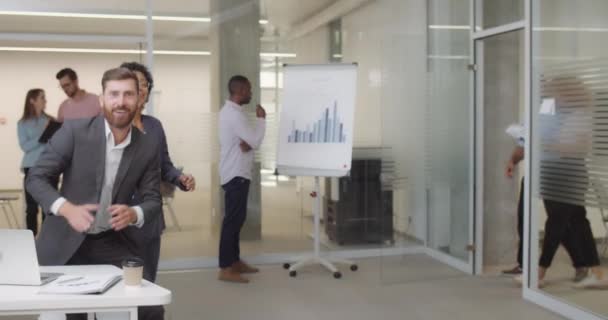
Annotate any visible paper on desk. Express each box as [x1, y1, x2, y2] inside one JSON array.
[[39, 274, 122, 295]]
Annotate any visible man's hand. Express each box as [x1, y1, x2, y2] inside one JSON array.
[[58, 202, 97, 233], [240, 140, 252, 152], [256, 104, 266, 119], [179, 174, 196, 191], [506, 160, 515, 178], [108, 205, 137, 231], [0, 116, 6, 125], [506, 146, 524, 178]]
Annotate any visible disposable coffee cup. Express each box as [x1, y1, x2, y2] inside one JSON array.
[[122, 257, 144, 286]]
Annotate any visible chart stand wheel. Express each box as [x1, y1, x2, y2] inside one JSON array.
[[289, 271, 297, 277], [284, 177, 357, 280], [350, 265, 358, 272]]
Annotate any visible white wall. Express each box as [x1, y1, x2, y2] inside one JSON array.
[[0, 52, 127, 190], [289, 26, 330, 65], [0, 0, 430, 243], [153, 55, 211, 189], [0, 52, 209, 191]]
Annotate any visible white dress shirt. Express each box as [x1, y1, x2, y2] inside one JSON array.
[[218, 100, 266, 185], [50, 120, 144, 233], [506, 123, 526, 147]]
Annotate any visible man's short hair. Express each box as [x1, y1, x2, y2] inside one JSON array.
[[228, 75, 249, 95], [56, 68, 77, 81], [101, 68, 139, 92]]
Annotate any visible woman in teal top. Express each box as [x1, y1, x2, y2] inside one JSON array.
[[17, 88, 56, 235]]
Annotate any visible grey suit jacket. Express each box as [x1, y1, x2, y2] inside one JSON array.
[[26, 115, 161, 266]]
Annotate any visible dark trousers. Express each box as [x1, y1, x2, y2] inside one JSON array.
[[23, 168, 39, 234], [517, 178, 524, 267], [143, 237, 161, 283], [140, 236, 164, 320], [66, 231, 163, 320], [539, 199, 600, 268], [516, 178, 584, 268], [219, 177, 250, 268]]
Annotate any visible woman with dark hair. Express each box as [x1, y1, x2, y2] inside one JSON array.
[[120, 62, 196, 277], [17, 89, 54, 235]]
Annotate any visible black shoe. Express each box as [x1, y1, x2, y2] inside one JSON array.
[[502, 266, 522, 275]]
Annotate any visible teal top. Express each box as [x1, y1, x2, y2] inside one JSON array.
[[17, 114, 49, 170]]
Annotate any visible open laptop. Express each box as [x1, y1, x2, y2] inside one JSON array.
[[0, 229, 62, 285]]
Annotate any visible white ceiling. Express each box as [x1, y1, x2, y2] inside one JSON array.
[[263, 0, 336, 32], [0, 15, 210, 38], [0, 0, 340, 49], [0, 0, 337, 27]]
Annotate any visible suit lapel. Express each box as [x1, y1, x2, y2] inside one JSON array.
[[112, 127, 141, 200]]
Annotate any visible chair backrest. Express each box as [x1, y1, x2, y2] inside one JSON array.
[[160, 181, 176, 198], [0, 195, 18, 201]]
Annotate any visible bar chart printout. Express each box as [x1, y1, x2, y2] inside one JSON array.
[[287, 101, 346, 144], [277, 63, 357, 176]]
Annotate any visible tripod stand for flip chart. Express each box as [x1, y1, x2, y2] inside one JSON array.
[[283, 177, 358, 279]]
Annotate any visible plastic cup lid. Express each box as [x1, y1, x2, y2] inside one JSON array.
[[122, 257, 144, 268]]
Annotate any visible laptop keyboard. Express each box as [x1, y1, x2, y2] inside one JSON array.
[[40, 272, 62, 283]]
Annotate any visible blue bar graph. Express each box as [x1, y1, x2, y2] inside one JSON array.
[[287, 101, 346, 144]]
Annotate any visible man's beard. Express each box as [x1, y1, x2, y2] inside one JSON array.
[[104, 107, 135, 129]]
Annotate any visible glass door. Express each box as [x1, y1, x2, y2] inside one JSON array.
[[423, 0, 476, 275], [379, 0, 476, 283], [474, 29, 525, 274]]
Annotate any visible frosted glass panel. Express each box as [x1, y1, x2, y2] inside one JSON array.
[[531, 0, 608, 316], [426, 0, 472, 262]]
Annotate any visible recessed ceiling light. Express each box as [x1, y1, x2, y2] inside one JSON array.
[[428, 25, 470, 30], [0, 10, 269, 24], [0, 47, 210, 55], [535, 27, 608, 32], [260, 53, 297, 58], [0, 46, 296, 58]]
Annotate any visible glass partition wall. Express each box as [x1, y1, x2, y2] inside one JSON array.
[[425, 0, 474, 273], [3, 1, 608, 319], [0, 1, 445, 273], [526, 0, 608, 319]]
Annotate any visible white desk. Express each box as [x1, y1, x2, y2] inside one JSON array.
[[0, 265, 171, 320]]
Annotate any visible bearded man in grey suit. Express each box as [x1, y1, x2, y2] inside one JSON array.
[[26, 67, 161, 320]]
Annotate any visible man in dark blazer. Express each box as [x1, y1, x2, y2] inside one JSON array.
[[26, 67, 161, 320]]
